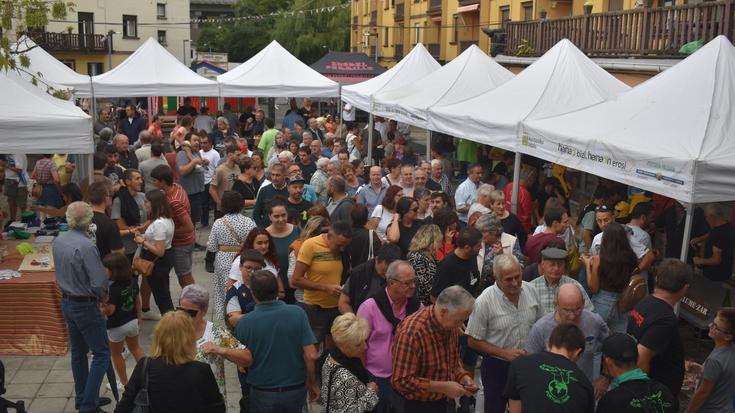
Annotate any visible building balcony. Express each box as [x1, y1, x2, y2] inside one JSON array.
[[23, 31, 108, 53], [395, 44, 404, 59], [395, 2, 405, 21], [459, 0, 480, 5], [504, 0, 735, 57], [428, 0, 442, 16], [428, 43, 441, 58]]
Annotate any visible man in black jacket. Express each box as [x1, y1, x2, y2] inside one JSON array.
[[327, 176, 353, 226], [596, 333, 677, 413], [338, 244, 402, 314]]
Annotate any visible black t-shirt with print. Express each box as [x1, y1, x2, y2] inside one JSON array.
[[627, 295, 684, 396], [702, 222, 735, 281], [503, 351, 594, 413], [596, 378, 678, 413], [107, 280, 138, 329], [91, 212, 123, 260], [431, 250, 480, 297]]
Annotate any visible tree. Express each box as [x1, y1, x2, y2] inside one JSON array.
[[195, 0, 293, 63], [271, 0, 350, 64], [0, 0, 73, 73]]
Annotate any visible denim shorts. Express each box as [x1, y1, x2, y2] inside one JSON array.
[[172, 243, 194, 277]]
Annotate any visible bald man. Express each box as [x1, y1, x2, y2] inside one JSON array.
[[525, 284, 609, 381]]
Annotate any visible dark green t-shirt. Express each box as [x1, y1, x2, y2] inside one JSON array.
[[234, 300, 316, 388]]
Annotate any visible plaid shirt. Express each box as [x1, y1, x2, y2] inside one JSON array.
[[528, 275, 594, 314], [391, 306, 469, 401], [33, 158, 57, 184]]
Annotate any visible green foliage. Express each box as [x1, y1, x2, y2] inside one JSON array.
[[515, 39, 537, 57], [196, 0, 349, 64]]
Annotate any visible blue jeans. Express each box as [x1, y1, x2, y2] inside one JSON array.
[[249, 386, 305, 413], [591, 289, 628, 333], [480, 356, 510, 413], [61, 299, 110, 412]]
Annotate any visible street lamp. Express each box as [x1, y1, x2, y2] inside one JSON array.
[[106, 31, 121, 71], [183, 39, 191, 67]]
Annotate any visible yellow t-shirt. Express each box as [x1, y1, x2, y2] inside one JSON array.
[[53, 154, 72, 186], [297, 234, 343, 308]]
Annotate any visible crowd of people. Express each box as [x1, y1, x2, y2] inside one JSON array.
[[12, 96, 735, 413]]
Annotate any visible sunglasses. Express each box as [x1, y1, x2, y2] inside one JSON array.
[[176, 307, 199, 318]]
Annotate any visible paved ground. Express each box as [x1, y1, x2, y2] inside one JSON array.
[[1, 226, 246, 413]]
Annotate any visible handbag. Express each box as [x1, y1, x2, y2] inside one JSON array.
[[132, 357, 151, 413], [617, 268, 648, 314], [132, 249, 158, 278]]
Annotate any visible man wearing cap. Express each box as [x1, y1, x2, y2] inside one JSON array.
[[504, 324, 594, 413], [525, 284, 608, 381], [529, 247, 593, 314], [286, 174, 313, 227], [597, 333, 677, 413]]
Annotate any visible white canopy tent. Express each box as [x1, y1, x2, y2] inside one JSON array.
[[428, 39, 629, 211], [521, 35, 735, 260], [218, 40, 340, 98], [0, 71, 92, 153], [11, 36, 92, 95], [85, 37, 218, 97], [342, 43, 440, 160], [341, 43, 440, 112], [371, 44, 514, 130]]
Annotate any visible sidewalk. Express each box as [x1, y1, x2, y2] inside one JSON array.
[[2, 227, 243, 413]]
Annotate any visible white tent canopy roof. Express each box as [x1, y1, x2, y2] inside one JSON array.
[[342, 43, 440, 111], [218, 40, 340, 97], [0, 71, 92, 153], [522, 35, 735, 204], [88, 37, 218, 97], [372, 45, 514, 129], [11, 36, 92, 95], [428, 39, 630, 150]]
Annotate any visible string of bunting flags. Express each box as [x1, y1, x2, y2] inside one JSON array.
[[191, 2, 350, 24]]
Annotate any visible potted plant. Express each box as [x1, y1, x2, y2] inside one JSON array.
[[583, 1, 593, 14]]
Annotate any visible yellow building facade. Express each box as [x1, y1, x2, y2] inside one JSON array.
[[351, 0, 674, 66]]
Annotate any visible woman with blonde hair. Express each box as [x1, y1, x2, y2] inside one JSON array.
[[406, 224, 443, 305], [114, 311, 225, 413], [321, 313, 379, 413]]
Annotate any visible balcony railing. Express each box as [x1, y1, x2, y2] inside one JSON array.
[[428, 0, 442, 16], [504, 0, 735, 56], [395, 2, 405, 21], [428, 43, 441, 57], [459, 0, 480, 5], [395, 44, 404, 59], [23, 32, 108, 53]]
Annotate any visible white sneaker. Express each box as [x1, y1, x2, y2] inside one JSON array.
[[106, 382, 125, 393], [121, 347, 131, 359], [141, 311, 161, 321]]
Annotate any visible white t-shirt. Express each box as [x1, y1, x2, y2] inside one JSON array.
[[371, 204, 394, 243], [228, 256, 279, 284], [143, 218, 174, 250], [590, 230, 649, 259], [342, 104, 355, 122], [200, 149, 221, 185]]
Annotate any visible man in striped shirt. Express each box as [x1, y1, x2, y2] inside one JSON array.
[[391, 286, 479, 413], [151, 165, 195, 288]]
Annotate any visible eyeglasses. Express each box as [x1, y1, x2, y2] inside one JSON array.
[[176, 307, 199, 318], [559, 307, 584, 315], [392, 278, 416, 286], [241, 265, 262, 272], [595, 205, 613, 212], [709, 321, 732, 335]]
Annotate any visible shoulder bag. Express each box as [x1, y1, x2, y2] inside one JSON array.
[[131, 357, 151, 413], [132, 249, 158, 278], [222, 218, 244, 245]]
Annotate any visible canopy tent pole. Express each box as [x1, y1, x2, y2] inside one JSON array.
[[338, 84, 342, 133], [367, 96, 375, 166], [510, 151, 521, 214], [88, 76, 96, 185], [680, 202, 695, 262], [426, 130, 431, 162]]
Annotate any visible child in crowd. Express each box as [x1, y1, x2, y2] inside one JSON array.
[[687, 307, 735, 413], [100, 252, 145, 388]]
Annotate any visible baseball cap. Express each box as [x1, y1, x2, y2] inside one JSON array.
[[288, 175, 306, 185], [602, 333, 638, 363]]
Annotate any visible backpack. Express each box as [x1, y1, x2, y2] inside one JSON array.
[[617, 270, 648, 313]]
